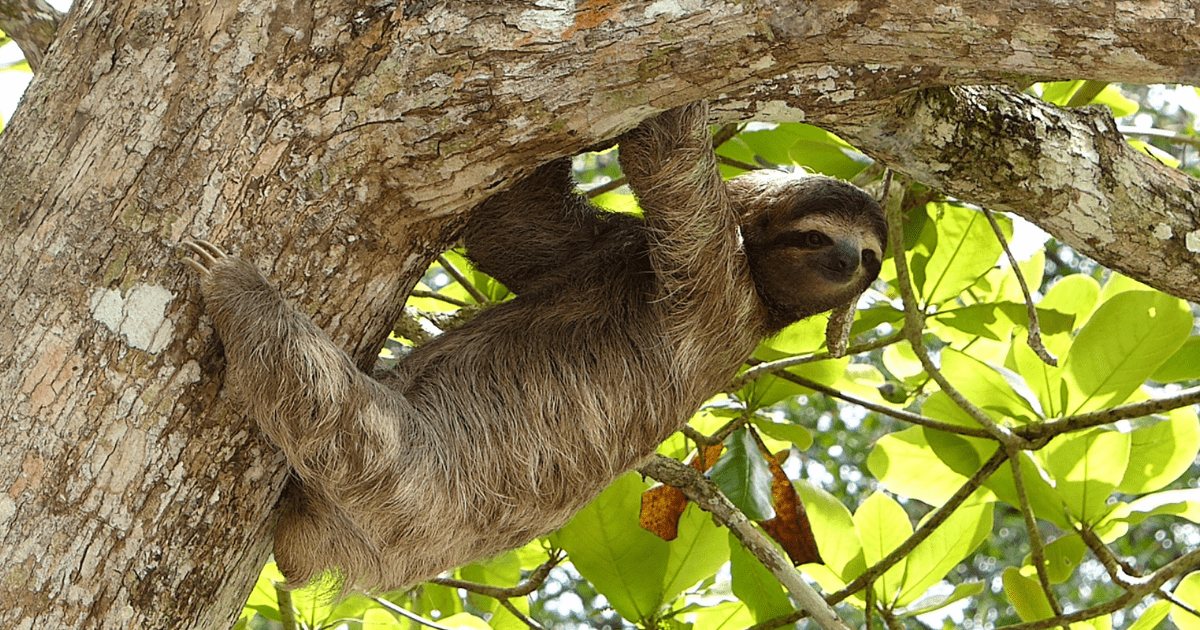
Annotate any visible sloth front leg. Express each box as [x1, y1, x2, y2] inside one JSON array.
[[182, 241, 404, 497]]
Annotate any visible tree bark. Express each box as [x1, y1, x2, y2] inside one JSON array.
[[0, 1, 1196, 628]]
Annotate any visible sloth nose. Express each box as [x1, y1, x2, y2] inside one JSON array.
[[821, 240, 861, 283]]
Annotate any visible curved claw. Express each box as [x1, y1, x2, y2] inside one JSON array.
[[181, 239, 228, 275]]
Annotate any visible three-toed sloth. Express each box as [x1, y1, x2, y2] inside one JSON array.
[[184, 102, 887, 591]]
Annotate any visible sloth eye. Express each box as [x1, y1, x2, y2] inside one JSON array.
[[862, 249, 878, 266], [802, 231, 827, 247]]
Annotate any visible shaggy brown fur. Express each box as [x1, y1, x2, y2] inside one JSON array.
[[183, 102, 886, 592]]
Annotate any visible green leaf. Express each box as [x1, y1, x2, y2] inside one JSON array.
[[1128, 600, 1170, 630], [985, 453, 1069, 529], [1123, 489, 1200, 525], [751, 417, 813, 451], [898, 581, 985, 617], [1039, 534, 1086, 584], [1173, 573, 1200, 630], [919, 202, 1008, 306], [1003, 566, 1054, 621], [729, 532, 793, 622], [897, 502, 994, 607], [688, 600, 755, 630], [550, 473, 670, 622], [1152, 337, 1200, 383], [1128, 139, 1181, 168], [942, 349, 1041, 422], [1119, 406, 1200, 494], [794, 480, 864, 581], [868, 427, 974, 506], [1040, 429, 1130, 524], [710, 428, 776, 521], [1064, 290, 1192, 413], [661, 504, 731, 603], [854, 492, 912, 605], [1041, 274, 1102, 333]]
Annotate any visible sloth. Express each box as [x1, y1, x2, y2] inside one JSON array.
[[183, 102, 887, 591]]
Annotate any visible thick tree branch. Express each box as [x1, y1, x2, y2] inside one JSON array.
[[0, 0, 62, 73], [834, 85, 1200, 303]]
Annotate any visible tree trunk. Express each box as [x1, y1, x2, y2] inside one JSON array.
[[0, 1, 1196, 628]]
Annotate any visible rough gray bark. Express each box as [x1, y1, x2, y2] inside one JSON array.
[[0, 1, 1196, 628]]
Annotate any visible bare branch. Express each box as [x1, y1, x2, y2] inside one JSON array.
[[999, 546, 1200, 630], [429, 553, 563, 599], [437, 255, 490, 304], [732, 330, 905, 390], [1019, 386, 1200, 440], [884, 173, 1029, 449], [763, 369, 993, 439], [982, 207, 1057, 366], [1008, 454, 1063, 617]]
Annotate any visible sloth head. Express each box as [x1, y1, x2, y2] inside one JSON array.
[[729, 170, 888, 333]]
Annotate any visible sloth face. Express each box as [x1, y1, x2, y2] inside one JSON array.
[[730, 171, 887, 331]]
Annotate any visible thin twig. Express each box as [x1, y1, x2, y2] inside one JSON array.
[[409, 288, 473, 308], [717, 154, 763, 172], [1118, 126, 1200, 149], [1158, 588, 1200, 619], [982, 207, 1057, 366], [865, 579, 876, 630], [499, 598, 545, 630], [437, 255, 490, 304], [371, 595, 455, 630], [584, 177, 628, 198], [429, 553, 564, 599], [639, 455, 854, 630], [999, 547, 1200, 629], [1008, 453, 1063, 617], [1017, 386, 1200, 440], [712, 122, 743, 148], [731, 330, 906, 390], [767, 367, 994, 439], [884, 172, 1028, 450]]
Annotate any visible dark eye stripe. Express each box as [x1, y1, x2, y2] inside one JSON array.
[[774, 230, 832, 250]]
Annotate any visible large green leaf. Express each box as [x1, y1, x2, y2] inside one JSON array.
[[729, 532, 793, 622], [1003, 566, 1053, 622], [854, 492, 912, 605], [1153, 336, 1200, 383], [1039, 534, 1086, 585], [918, 202, 1008, 306], [550, 474, 671, 622], [897, 502, 994, 607], [1121, 489, 1200, 525], [985, 453, 1069, 529], [661, 504, 731, 603], [942, 349, 1041, 423], [1039, 429, 1130, 524], [1118, 406, 1200, 494], [710, 428, 776, 520], [868, 427, 974, 506], [794, 480, 863, 581], [1065, 290, 1192, 414]]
